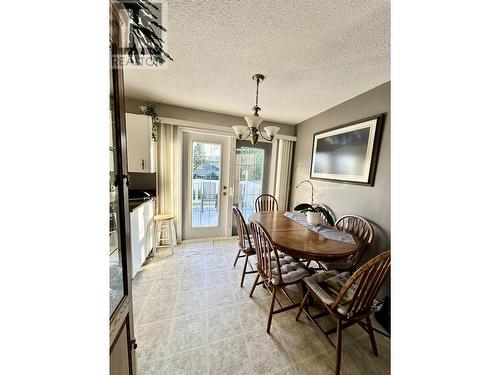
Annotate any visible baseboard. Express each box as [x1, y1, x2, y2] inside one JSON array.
[[180, 235, 238, 244]]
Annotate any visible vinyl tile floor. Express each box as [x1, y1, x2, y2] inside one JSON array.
[[132, 239, 390, 375]]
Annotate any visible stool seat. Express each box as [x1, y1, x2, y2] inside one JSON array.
[[154, 213, 175, 221]]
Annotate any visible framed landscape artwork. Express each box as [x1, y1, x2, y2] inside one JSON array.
[[310, 114, 385, 186]]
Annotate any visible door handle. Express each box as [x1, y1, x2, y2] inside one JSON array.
[[131, 338, 137, 349], [123, 174, 130, 187], [141, 159, 145, 170]]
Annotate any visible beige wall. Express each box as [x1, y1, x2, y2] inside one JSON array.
[[124, 98, 296, 136], [290, 82, 390, 270]]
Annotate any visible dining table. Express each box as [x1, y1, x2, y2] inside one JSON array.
[[248, 210, 362, 262]]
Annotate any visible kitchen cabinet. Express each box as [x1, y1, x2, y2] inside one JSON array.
[[130, 198, 155, 278], [126, 113, 157, 173]]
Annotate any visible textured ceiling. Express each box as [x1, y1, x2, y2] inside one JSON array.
[[123, 0, 390, 125]]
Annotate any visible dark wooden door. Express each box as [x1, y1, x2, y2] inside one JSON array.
[[110, 3, 136, 374]]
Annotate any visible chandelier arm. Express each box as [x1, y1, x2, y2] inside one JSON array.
[[239, 128, 252, 140], [258, 126, 272, 141]]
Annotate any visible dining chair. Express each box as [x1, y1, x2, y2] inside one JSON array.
[[296, 250, 390, 375], [232, 206, 257, 287], [249, 220, 310, 333], [254, 194, 278, 212], [317, 215, 374, 272]]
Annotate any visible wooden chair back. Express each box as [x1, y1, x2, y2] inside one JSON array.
[[255, 194, 278, 212], [331, 250, 390, 319], [250, 220, 282, 284], [335, 215, 374, 266], [233, 206, 252, 251]]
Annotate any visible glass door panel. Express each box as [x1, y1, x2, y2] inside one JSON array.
[[191, 142, 221, 227], [236, 146, 265, 222], [233, 140, 272, 224], [109, 42, 125, 317]]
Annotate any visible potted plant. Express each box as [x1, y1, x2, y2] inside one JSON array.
[[139, 104, 161, 142], [294, 203, 335, 226]]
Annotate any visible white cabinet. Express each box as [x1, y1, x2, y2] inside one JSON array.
[[130, 199, 155, 278], [125, 113, 157, 173]]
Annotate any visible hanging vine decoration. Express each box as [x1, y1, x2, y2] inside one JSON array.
[[140, 104, 161, 142], [121, 0, 173, 65]]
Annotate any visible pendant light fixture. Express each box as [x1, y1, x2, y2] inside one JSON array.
[[232, 74, 279, 145]]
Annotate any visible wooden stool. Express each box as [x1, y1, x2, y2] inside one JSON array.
[[153, 214, 177, 255]]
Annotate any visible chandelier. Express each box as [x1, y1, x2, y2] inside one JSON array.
[[232, 74, 280, 145]]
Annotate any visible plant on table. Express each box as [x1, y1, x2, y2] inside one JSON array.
[[294, 203, 334, 226]]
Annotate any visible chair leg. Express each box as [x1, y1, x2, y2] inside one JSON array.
[[297, 281, 305, 298], [158, 222, 164, 247], [266, 287, 277, 334], [240, 255, 249, 287], [153, 220, 160, 255], [335, 318, 343, 375], [295, 289, 310, 321], [171, 219, 178, 246], [366, 316, 379, 356], [169, 220, 176, 247], [169, 220, 175, 255], [249, 273, 260, 297], [233, 248, 242, 267]]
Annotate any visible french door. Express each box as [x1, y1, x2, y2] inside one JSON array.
[[234, 139, 273, 223], [182, 132, 232, 240], [110, 3, 136, 375]]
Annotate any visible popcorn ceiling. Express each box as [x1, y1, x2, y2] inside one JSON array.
[[124, 0, 390, 125]]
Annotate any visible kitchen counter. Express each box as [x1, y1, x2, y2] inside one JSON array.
[[129, 196, 156, 277]]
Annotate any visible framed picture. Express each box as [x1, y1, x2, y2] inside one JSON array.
[[310, 114, 385, 186]]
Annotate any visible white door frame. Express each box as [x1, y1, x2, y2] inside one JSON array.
[[180, 129, 235, 240]]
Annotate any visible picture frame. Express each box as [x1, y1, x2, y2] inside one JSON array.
[[310, 114, 385, 186]]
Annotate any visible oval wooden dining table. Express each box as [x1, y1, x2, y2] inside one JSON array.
[[249, 210, 362, 261]]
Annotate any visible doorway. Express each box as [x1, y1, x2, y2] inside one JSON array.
[[182, 132, 232, 240]]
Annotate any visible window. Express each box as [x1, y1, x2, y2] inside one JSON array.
[[235, 146, 265, 222]]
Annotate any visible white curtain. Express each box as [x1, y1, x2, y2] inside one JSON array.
[[157, 123, 178, 216], [274, 139, 294, 210]]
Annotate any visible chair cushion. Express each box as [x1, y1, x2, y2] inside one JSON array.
[[305, 270, 379, 315], [304, 270, 352, 314], [322, 272, 357, 305], [270, 253, 310, 285], [317, 259, 354, 271], [242, 244, 255, 255], [241, 236, 255, 255]]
